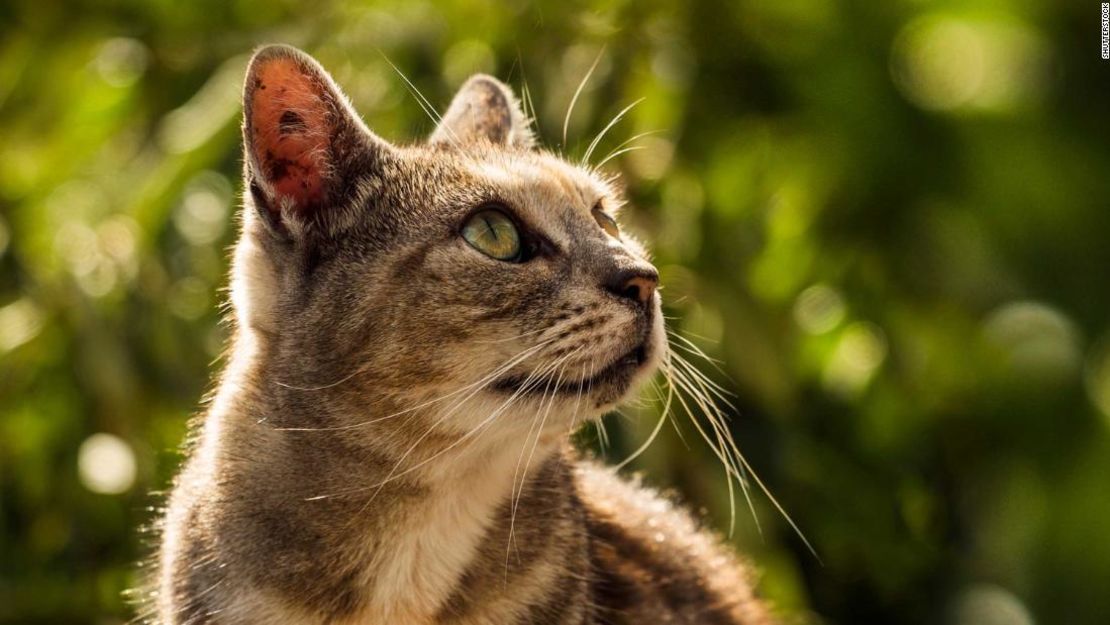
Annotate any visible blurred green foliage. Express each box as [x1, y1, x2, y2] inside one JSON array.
[[2, 0, 1110, 623]]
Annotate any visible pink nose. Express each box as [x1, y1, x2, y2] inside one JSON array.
[[606, 268, 658, 307]]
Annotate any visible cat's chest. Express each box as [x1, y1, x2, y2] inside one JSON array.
[[349, 460, 521, 624]]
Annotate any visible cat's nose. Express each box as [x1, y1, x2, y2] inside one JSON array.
[[605, 266, 658, 308]]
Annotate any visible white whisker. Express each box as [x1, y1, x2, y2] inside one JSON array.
[[563, 48, 605, 148], [582, 97, 644, 166], [506, 347, 581, 568], [656, 339, 819, 559], [615, 373, 675, 470], [283, 337, 556, 433]]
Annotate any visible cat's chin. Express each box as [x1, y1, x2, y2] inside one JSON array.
[[490, 337, 656, 408]]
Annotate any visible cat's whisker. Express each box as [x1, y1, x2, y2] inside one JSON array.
[[520, 73, 540, 142], [335, 368, 537, 513], [361, 341, 572, 501], [568, 353, 589, 430], [378, 50, 443, 126], [576, 355, 608, 453], [614, 371, 676, 471], [621, 392, 656, 410], [507, 347, 581, 567], [378, 49, 467, 153], [666, 325, 719, 346], [461, 357, 572, 561], [666, 328, 729, 372], [647, 373, 692, 448], [659, 357, 737, 485], [283, 336, 557, 433], [510, 349, 581, 503], [581, 97, 644, 166], [595, 414, 611, 452], [563, 351, 590, 433], [563, 47, 605, 149], [733, 441, 822, 563], [461, 355, 570, 515], [669, 351, 737, 408], [659, 355, 734, 475], [508, 353, 571, 513], [666, 353, 745, 475], [664, 358, 748, 537], [302, 341, 563, 502], [593, 146, 645, 171], [595, 129, 663, 170], [273, 363, 370, 392], [585, 356, 600, 448], [668, 353, 772, 545], [662, 343, 817, 557], [667, 340, 730, 379]]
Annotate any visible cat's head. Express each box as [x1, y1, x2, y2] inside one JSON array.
[[232, 45, 663, 440]]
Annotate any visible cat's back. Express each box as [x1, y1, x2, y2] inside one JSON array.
[[574, 461, 774, 625]]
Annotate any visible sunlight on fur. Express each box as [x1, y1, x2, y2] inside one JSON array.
[[147, 43, 789, 625]]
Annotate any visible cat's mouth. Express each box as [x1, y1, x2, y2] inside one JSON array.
[[492, 341, 650, 397]]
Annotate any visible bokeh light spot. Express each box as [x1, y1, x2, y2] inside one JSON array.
[[94, 38, 149, 88], [951, 584, 1035, 625], [794, 284, 846, 335], [174, 172, 232, 246], [168, 277, 211, 321], [98, 216, 139, 266], [54, 220, 99, 277], [0, 298, 44, 353], [77, 433, 137, 495], [442, 40, 496, 86], [823, 322, 888, 397], [627, 137, 675, 181], [1084, 335, 1110, 425], [982, 301, 1080, 385], [891, 14, 1049, 114], [159, 56, 246, 154]]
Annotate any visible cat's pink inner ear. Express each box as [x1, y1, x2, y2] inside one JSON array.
[[248, 57, 331, 213]]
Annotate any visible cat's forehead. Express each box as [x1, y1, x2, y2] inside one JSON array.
[[465, 150, 615, 212]]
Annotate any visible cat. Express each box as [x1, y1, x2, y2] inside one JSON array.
[[149, 44, 774, 625]]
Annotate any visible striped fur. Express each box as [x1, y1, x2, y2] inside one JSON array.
[[147, 45, 776, 624]]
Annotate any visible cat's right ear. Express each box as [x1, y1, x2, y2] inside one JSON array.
[[242, 45, 389, 237], [429, 75, 534, 149]]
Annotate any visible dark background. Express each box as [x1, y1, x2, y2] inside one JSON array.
[[2, 1, 1109, 623]]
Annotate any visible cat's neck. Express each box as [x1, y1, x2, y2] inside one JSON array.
[[200, 342, 576, 623]]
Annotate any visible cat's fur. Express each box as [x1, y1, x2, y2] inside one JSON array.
[[151, 44, 774, 624]]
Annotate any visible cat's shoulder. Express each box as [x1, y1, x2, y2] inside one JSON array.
[[571, 455, 776, 625]]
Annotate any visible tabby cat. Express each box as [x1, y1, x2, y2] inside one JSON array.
[[151, 44, 774, 625]]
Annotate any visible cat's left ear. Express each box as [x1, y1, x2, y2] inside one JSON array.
[[429, 75, 534, 149], [242, 44, 390, 235]]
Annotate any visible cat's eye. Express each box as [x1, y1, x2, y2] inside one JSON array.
[[592, 204, 620, 239], [462, 209, 522, 261]]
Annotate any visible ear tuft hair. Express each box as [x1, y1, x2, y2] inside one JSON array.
[[429, 75, 534, 150]]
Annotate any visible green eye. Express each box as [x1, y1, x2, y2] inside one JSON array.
[[462, 209, 522, 261], [592, 205, 620, 238]]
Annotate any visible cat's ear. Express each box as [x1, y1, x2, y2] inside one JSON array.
[[429, 75, 534, 149], [242, 45, 387, 234]]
